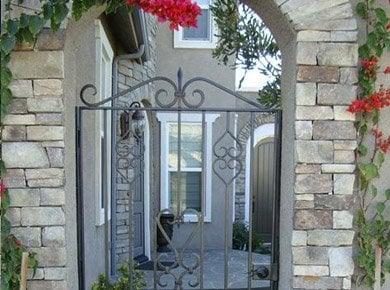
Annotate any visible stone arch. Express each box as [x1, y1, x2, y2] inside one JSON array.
[[240, 1, 358, 289]]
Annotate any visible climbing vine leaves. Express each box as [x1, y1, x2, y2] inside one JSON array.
[[350, 1, 390, 287], [1, 0, 390, 288]]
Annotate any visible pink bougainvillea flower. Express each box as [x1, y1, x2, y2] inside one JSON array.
[[348, 89, 390, 113], [127, 0, 201, 30], [384, 66, 390, 74]]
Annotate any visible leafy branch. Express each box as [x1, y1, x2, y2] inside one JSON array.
[[210, 0, 281, 107]]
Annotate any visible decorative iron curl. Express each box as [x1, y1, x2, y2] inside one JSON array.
[[155, 208, 202, 289], [181, 89, 205, 109], [212, 130, 244, 186], [79, 84, 98, 107], [79, 68, 272, 110], [155, 88, 178, 108], [79, 77, 178, 107]]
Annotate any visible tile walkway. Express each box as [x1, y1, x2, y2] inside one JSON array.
[[143, 249, 271, 289]]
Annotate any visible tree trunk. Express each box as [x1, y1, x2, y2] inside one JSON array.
[[19, 252, 29, 290], [374, 244, 382, 290]]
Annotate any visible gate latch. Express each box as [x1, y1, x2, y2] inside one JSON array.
[[251, 263, 278, 281]]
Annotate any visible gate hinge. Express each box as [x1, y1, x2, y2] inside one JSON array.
[[252, 263, 278, 281]]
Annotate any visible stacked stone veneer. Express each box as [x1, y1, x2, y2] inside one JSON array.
[[278, 0, 358, 288], [2, 29, 67, 289], [114, 15, 158, 268]]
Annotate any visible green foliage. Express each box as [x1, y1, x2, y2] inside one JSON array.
[[1, 183, 38, 290], [232, 221, 266, 254], [210, 0, 281, 108], [0, 0, 70, 120], [72, 0, 129, 20], [354, 1, 390, 288], [91, 264, 146, 290]]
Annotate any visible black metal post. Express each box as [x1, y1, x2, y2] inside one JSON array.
[[75, 107, 85, 290]]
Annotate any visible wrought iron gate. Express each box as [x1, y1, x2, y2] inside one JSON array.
[[76, 69, 282, 290]]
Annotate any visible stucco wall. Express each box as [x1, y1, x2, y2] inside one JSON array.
[[155, 22, 240, 249]]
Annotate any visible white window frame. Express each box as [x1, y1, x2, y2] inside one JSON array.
[[157, 113, 219, 222], [95, 20, 114, 226], [174, 1, 218, 49]]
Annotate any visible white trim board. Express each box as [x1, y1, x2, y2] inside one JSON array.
[[173, 1, 218, 49], [94, 20, 114, 226]]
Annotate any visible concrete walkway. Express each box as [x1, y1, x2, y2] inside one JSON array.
[[143, 249, 271, 289]]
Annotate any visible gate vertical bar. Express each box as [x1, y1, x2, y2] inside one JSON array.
[[224, 112, 230, 290], [110, 107, 117, 276], [153, 118, 160, 290], [271, 111, 282, 289], [176, 69, 183, 220], [177, 110, 182, 219], [75, 107, 85, 290], [128, 109, 134, 290], [200, 111, 206, 289], [104, 110, 110, 278], [247, 112, 255, 290]]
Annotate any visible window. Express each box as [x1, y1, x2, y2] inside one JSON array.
[[174, 0, 217, 49], [95, 20, 114, 226], [157, 113, 219, 222]]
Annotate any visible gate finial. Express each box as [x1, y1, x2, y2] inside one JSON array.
[[177, 68, 183, 91]]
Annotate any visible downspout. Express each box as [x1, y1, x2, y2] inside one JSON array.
[[112, 44, 145, 96]]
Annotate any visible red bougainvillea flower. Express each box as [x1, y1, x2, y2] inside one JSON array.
[[361, 56, 379, 77], [384, 66, 390, 74], [373, 129, 390, 154], [127, 0, 201, 30], [387, 22, 390, 31], [15, 238, 22, 247], [347, 89, 390, 113]]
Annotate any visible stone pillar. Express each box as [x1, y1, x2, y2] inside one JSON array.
[[293, 41, 358, 289], [3, 29, 67, 290]]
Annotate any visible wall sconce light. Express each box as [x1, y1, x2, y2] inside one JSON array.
[[120, 102, 145, 139]]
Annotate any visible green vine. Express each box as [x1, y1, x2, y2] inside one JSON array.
[[0, 0, 127, 288], [1, 182, 38, 289], [1, 0, 390, 289], [353, 0, 390, 287]]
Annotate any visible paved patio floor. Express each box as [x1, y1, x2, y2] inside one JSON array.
[[143, 249, 271, 289]]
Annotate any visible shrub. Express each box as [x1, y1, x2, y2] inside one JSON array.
[[232, 221, 265, 253], [91, 263, 146, 290]]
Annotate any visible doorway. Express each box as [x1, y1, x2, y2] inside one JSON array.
[[252, 138, 274, 243]]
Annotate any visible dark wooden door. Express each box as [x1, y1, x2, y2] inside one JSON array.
[[252, 138, 274, 243]]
